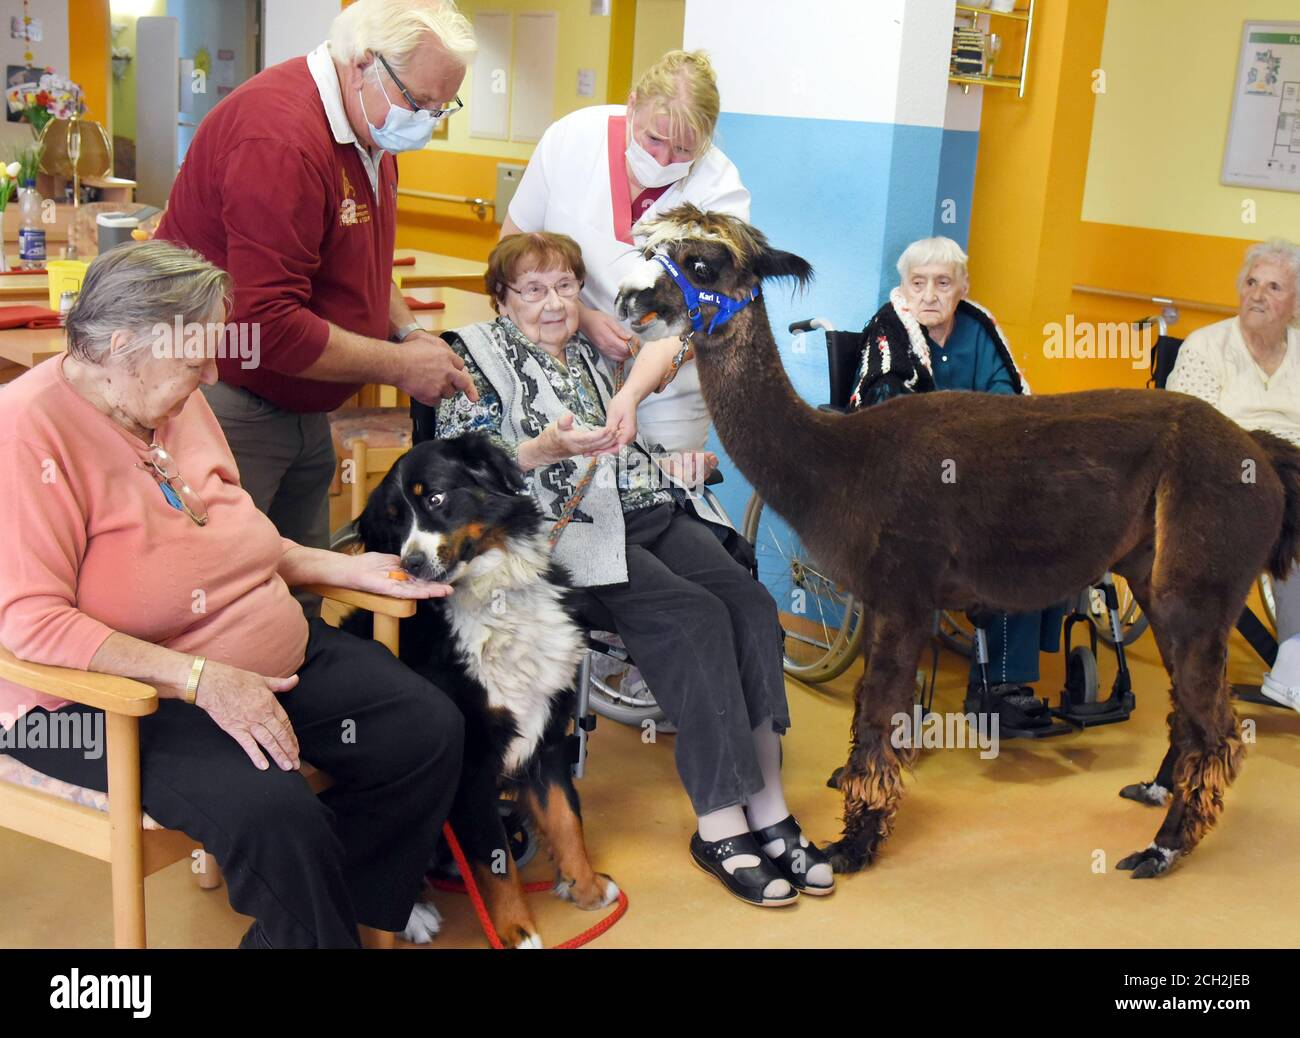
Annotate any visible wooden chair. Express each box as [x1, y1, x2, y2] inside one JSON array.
[[0, 585, 414, 948], [327, 407, 412, 524]]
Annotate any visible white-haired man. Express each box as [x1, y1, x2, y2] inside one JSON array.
[[157, 0, 479, 597], [850, 237, 1064, 731]]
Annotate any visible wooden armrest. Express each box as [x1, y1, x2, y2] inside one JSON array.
[[304, 585, 417, 618], [0, 645, 157, 716]]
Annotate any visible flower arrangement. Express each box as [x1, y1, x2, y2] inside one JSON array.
[[6, 70, 86, 139]]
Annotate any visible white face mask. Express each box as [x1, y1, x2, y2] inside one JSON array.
[[625, 118, 693, 188]]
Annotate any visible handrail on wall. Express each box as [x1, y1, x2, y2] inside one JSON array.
[[396, 187, 496, 221], [1073, 283, 1238, 330]]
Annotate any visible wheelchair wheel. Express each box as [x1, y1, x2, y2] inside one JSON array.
[[586, 634, 667, 726], [1259, 573, 1277, 633], [935, 610, 975, 657], [432, 799, 538, 881], [1064, 645, 1100, 705], [1087, 574, 1149, 646], [742, 492, 863, 683], [330, 520, 363, 554]]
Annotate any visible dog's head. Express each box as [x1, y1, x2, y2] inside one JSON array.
[[357, 434, 541, 583]]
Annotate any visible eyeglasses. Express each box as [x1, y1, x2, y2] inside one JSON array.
[[376, 53, 464, 118], [145, 443, 208, 526], [507, 278, 583, 304]]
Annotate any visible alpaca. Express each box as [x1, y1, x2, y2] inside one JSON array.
[[614, 204, 1300, 878]]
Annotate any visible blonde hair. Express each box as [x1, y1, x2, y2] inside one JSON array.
[[330, 0, 477, 73], [896, 237, 970, 286], [630, 50, 721, 158]]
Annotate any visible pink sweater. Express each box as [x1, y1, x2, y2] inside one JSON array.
[[0, 358, 309, 725]]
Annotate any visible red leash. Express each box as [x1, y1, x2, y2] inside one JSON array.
[[431, 822, 628, 949]]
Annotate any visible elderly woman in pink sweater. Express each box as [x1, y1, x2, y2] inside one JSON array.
[[0, 241, 462, 948]]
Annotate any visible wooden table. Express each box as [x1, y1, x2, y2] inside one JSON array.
[[358, 286, 497, 407], [0, 266, 51, 303], [393, 249, 487, 292]]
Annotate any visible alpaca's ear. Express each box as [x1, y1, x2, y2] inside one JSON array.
[[753, 248, 814, 288]]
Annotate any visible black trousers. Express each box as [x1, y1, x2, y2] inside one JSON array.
[[581, 504, 790, 816], [6, 620, 463, 948]]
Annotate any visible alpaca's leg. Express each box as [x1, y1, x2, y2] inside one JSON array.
[[1118, 628, 1243, 878], [822, 606, 929, 874], [1114, 563, 1180, 806]]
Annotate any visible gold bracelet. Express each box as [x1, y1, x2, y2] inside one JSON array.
[[185, 655, 206, 706]]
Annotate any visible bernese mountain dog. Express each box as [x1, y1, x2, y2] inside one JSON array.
[[347, 433, 619, 948]]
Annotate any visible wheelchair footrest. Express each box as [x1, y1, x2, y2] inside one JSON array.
[[1052, 690, 1136, 729]]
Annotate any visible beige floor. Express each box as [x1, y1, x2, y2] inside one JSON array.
[[2, 620, 1297, 949]]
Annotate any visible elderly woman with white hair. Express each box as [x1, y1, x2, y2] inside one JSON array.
[[850, 237, 1065, 729], [0, 242, 464, 948], [1166, 237, 1300, 712]]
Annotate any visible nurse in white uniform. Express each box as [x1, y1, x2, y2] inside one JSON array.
[[501, 49, 750, 454]]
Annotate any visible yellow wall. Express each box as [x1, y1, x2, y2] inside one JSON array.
[[631, 0, 683, 85], [109, 0, 167, 142], [398, 0, 631, 260], [69, 0, 112, 132], [968, 0, 1112, 395], [1083, 0, 1300, 240]]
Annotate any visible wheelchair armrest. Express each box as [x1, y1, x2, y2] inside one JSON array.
[[705, 470, 724, 486]]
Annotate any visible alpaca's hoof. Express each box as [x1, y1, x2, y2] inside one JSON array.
[[1118, 781, 1170, 807], [1116, 843, 1179, 878], [821, 840, 867, 874]]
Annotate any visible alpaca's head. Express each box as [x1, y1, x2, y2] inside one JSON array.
[[614, 205, 813, 348]]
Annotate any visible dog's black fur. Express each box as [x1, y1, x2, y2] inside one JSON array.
[[345, 434, 617, 946]]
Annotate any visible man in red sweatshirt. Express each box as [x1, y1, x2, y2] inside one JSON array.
[[157, 0, 478, 599]]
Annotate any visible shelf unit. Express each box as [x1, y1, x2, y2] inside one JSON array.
[[949, 1, 1035, 98]]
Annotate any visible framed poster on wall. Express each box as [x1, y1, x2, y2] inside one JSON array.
[[1222, 21, 1300, 193]]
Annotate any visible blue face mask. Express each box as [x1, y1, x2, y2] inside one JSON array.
[[360, 67, 442, 153]]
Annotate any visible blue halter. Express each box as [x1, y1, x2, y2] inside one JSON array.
[[650, 252, 760, 336]]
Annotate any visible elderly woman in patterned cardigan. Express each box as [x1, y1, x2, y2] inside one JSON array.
[[422, 230, 834, 906], [849, 236, 1065, 731], [1166, 238, 1300, 713]]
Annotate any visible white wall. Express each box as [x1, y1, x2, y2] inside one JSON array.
[[262, 0, 338, 67]]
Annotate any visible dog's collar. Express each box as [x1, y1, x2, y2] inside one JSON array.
[[650, 252, 760, 336]]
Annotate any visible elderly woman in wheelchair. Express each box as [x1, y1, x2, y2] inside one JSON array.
[[1165, 237, 1300, 712], [850, 236, 1067, 730], [0, 241, 464, 948], [427, 229, 834, 905]]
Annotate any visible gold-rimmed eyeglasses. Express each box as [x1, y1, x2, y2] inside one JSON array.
[[145, 443, 209, 526]]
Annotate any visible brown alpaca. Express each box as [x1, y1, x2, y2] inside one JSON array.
[[615, 204, 1300, 878]]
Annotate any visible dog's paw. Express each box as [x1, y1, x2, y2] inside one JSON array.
[[1118, 781, 1170, 807], [1116, 843, 1179, 879], [553, 872, 620, 910], [401, 900, 443, 944]]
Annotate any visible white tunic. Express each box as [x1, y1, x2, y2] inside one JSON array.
[[507, 103, 751, 452], [1165, 316, 1300, 447]]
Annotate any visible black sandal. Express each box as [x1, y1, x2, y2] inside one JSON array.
[[689, 831, 799, 907], [751, 816, 835, 896]]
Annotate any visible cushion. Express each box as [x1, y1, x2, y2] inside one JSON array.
[[0, 753, 164, 829], [328, 407, 413, 452]]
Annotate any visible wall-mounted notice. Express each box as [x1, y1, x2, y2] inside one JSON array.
[[469, 11, 511, 141], [510, 12, 558, 144], [1223, 21, 1300, 193]]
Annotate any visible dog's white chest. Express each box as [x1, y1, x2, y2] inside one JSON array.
[[448, 563, 584, 776]]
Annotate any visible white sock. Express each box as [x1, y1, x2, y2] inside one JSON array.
[[1267, 634, 1300, 688], [746, 727, 834, 889], [697, 804, 790, 900]]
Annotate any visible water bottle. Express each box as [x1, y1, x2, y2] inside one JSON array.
[[18, 181, 46, 269]]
